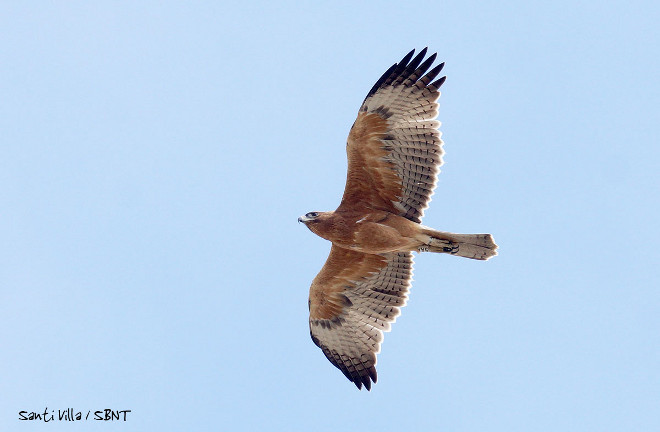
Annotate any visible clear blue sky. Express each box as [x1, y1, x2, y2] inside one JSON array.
[[2, 1, 658, 431]]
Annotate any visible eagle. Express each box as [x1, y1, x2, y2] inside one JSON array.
[[298, 48, 497, 390]]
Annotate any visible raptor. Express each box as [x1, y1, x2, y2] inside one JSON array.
[[299, 48, 497, 390]]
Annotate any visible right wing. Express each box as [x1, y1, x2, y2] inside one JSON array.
[[308, 245, 414, 390]]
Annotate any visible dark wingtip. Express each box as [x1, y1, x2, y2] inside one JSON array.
[[414, 47, 428, 63], [363, 379, 372, 391], [399, 48, 416, 65], [353, 376, 372, 391], [364, 49, 444, 103], [351, 366, 377, 391], [406, 48, 428, 75], [432, 75, 447, 89], [369, 366, 378, 384]]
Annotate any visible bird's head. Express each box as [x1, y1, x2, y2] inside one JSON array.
[[298, 211, 322, 225], [298, 211, 333, 237], [298, 212, 334, 238]]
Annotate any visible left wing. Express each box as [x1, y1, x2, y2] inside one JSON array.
[[338, 48, 445, 223], [309, 245, 413, 390]]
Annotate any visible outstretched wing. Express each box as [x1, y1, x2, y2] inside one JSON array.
[[309, 245, 413, 390], [338, 48, 445, 223]]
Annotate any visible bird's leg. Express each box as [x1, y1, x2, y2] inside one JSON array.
[[428, 238, 459, 254]]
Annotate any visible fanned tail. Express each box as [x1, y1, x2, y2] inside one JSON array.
[[421, 230, 498, 261]]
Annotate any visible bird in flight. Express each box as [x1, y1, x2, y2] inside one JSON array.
[[298, 48, 497, 390]]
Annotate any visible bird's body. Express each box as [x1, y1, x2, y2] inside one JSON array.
[[301, 209, 495, 258], [301, 209, 422, 254], [299, 48, 497, 390]]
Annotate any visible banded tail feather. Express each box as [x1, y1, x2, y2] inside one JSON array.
[[421, 229, 498, 260]]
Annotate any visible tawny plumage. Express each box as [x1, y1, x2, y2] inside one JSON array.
[[299, 48, 497, 390]]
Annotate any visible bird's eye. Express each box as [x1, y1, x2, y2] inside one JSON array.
[[307, 212, 318, 218]]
